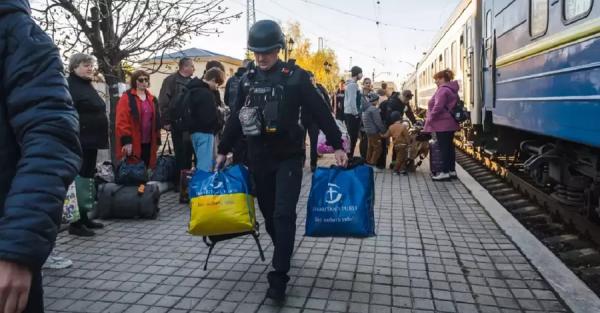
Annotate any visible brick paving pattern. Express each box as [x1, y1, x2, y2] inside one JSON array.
[[44, 160, 571, 313]]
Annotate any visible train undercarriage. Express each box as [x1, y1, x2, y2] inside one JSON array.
[[459, 123, 600, 220]]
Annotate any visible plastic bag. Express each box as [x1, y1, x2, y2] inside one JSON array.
[[306, 163, 375, 237], [188, 165, 256, 236], [62, 183, 80, 224]]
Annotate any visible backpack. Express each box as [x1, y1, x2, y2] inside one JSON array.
[[451, 98, 468, 123], [173, 84, 193, 132]]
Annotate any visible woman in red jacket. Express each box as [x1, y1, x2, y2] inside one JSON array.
[[115, 70, 161, 169]]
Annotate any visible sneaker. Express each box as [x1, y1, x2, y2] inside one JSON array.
[[69, 224, 95, 237], [449, 171, 457, 178], [84, 220, 104, 229], [266, 286, 286, 303], [43, 253, 73, 269], [432, 172, 451, 181]]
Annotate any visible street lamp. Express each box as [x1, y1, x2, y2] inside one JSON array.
[[285, 37, 295, 61]]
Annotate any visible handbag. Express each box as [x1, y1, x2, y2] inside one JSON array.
[[95, 161, 115, 183], [115, 156, 147, 186], [62, 182, 80, 224], [151, 133, 177, 183]]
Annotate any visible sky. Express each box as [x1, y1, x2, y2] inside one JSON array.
[[188, 0, 462, 85], [30, 0, 462, 86]]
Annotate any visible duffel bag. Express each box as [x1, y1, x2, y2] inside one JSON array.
[[97, 183, 160, 219], [306, 158, 376, 237], [151, 133, 177, 183], [115, 156, 147, 186]]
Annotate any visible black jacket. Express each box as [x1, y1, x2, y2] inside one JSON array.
[[68, 74, 109, 149], [0, 0, 82, 270], [224, 67, 247, 111], [380, 93, 417, 126], [218, 60, 342, 163], [316, 83, 332, 112], [187, 79, 221, 134]]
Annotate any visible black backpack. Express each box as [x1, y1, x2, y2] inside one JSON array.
[[173, 84, 193, 132], [451, 98, 468, 123]]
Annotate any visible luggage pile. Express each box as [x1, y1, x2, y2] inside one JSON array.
[[95, 137, 177, 220]]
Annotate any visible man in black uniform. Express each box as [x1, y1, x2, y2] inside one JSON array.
[[215, 20, 348, 302]]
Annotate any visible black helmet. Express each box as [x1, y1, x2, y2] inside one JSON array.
[[248, 20, 286, 53]]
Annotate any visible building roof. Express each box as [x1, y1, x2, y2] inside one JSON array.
[[152, 48, 237, 61]]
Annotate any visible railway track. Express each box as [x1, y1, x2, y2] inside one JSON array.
[[454, 142, 600, 296]]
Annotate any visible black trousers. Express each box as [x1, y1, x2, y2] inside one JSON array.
[[172, 127, 194, 184], [141, 143, 151, 168], [80, 148, 98, 178], [305, 123, 319, 167], [232, 138, 248, 165], [344, 114, 361, 158], [377, 138, 388, 168], [251, 156, 303, 286], [436, 131, 456, 173], [24, 270, 43, 313]]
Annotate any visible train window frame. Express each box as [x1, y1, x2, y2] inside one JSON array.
[[563, 0, 593, 24], [530, 0, 549, 39]]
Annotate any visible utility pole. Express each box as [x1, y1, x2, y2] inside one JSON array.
[[246, 0, 256, 57]]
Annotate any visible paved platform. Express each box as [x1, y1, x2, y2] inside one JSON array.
[[44, 160, 571, 313]]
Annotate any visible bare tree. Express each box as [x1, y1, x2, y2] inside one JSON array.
[[34, 0, 240, 157]]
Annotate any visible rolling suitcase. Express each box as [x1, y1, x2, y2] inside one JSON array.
[[429, 140, 444, 175], [97, 183, 160, 219]]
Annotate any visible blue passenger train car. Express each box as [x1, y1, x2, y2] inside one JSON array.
[[405, 0, 600, 213]]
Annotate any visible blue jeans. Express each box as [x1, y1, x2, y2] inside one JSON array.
[[191, 132, 214, 172]]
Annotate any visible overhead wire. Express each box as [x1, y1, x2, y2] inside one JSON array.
[[298, 0, 438, 32]]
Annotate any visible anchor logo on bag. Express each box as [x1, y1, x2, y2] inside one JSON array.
[[212, 180, 224, 189], [325, 183, 343, 204]]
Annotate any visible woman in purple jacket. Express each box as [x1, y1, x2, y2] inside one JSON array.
[[424, 69, 460, 181]]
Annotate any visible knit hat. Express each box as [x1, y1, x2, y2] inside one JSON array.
[[367, 92, 379, 103]]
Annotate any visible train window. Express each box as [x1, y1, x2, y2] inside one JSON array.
[[451, 42, 456, 71], [530, 0, 549, 37], [485, 10, 493, 39], [564, 0, 593, 21], [444, 48, 449, 69]]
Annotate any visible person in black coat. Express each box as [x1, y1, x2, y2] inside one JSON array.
[[188, 68, 226, 172], [0, 1, 82, 311], [67, 53, 108, 236]]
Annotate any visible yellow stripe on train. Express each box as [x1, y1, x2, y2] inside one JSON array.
[[497, 18, 600, 68], [188, 193, 256, 236]]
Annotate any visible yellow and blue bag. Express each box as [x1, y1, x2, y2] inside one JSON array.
[[188, 165, 256, 236]]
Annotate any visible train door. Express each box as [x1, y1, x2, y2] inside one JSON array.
[[482, 0, 496, 111], [462, 22, 474, 113]]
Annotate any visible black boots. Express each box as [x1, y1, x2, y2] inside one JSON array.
[[266, 272, 288, 303], [70, 176, 104, 237]]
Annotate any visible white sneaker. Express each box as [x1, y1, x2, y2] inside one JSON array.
[[432, 172, 451, 181], [449, 171, 457, 178], [43, 253, 73, 269]]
